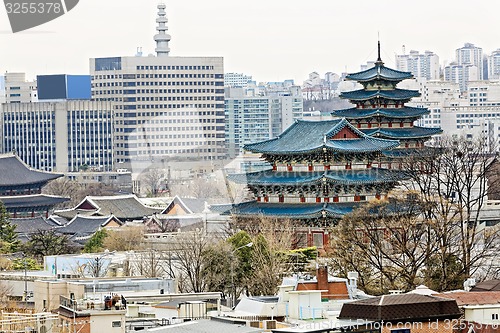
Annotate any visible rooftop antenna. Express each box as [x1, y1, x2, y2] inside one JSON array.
[[154, 3, 171, 57], [135, 47, 143, 57]]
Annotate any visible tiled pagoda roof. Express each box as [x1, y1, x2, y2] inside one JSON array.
[[332, 106, 430, 119], [244, 119, 399, 155], [229, 168, 407, 186], [340, 88, 420, 101], [345, 63, 413, 82], [0, 194, 69, 209], [231, 201, 360, 219], [0, 153, 62, 187], [362, 126, 443, 139]]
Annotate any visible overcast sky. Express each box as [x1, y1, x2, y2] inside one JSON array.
[[1, 0, 499, 83]]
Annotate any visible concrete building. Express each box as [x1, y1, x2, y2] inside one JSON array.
[[395, 50, 440, 80], [37, 74, 92, 100], [488, 49, 500, 80], [90, 5, 225, 172], [444, 62, 479, 92], [3, 72, 37, 103], [224, 86, 303, 158], [224, 72, 253, 88], [456, 42, 484, 80], [440, 105, 500, 152], [1, 100, 114, 172], [467, 80, 500, 106]]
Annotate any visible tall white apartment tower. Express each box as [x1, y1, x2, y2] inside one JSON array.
[[456, 43, 484, 80], [395, 50, 440, 80], [90, 5, 225, 169], [488, 49, 500, 80]]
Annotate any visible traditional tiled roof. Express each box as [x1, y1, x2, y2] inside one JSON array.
[[10, 216, 56, 234], [346, 64, 413, 82], [230, 201, 360, 219], [339, 294, 461, 322], [0, 153, 62, 187], [0, 194, 69, 210], [244, 119, 399, 155], [362, 126, 443, 139], [229, 168, 407, 186], [162, 196, 208, 214], [332, 106, 430, 119], [60, 215, 121, 238], [340, 88, 420, 101], [70, 194, 163, 221]]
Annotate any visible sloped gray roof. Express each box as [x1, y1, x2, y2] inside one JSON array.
[[60, 215, 120, 238], [87, 195, 162, 220], [0, 154, 62, 186], [11, 216, 55, 234]]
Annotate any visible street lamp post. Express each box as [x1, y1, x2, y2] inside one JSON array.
[[230, 242, 253, 308]]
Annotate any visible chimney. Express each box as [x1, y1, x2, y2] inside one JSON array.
[[316, 264, 328, 291]]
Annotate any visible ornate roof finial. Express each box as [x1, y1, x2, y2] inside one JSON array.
[[376, 34, 384, 65]]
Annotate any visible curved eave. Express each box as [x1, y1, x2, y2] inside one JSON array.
[[231, 202, 360, 219], [345, 65, 413, 82], [340, 89, 420, 101], [363, 127, 443, 140], [332, 107, 430, 119], [229, 169, 408, 186]]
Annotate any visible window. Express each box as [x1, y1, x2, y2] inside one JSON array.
[[391, 330, 410, 333], [493, 314, 499, 320], [112, 321, 122, 327], [312, 233, 324, 248]]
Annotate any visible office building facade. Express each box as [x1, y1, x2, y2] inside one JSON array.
[[90, 6, 225, 168], [1, 100, 114, 172]]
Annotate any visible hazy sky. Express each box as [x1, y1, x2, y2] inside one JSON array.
[[1, 0, 499, 83]]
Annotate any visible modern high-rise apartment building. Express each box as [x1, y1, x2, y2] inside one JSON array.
[[444, 62, 479, 92], [90, 5, 225, 168], [488, 49, 500, 80], [456, 43, 484, 80], [3, 73, 37, 103], [395, 50, 440, 80], [225, 86, 303, 158], [1, 100, 114, 172]]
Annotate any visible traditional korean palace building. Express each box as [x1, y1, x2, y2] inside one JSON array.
[[228, 47, 442, 248], [0, 153, 68, 218]]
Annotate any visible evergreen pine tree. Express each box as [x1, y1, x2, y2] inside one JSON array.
[[0, 202, 20, 253]]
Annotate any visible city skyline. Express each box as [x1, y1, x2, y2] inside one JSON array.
[[1, 0, 500, 83]]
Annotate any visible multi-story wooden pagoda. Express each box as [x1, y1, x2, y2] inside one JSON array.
[[333, 43, 442, 165], [229, 45, 441, 247]]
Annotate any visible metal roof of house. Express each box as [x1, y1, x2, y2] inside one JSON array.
[[145, 319, 265, 333], [470, 280, 500, 292], [438, 291, 500, 306], [0, 153, 62, 187], [244, 119, 399, 155], [339, 294, 461, 322]]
